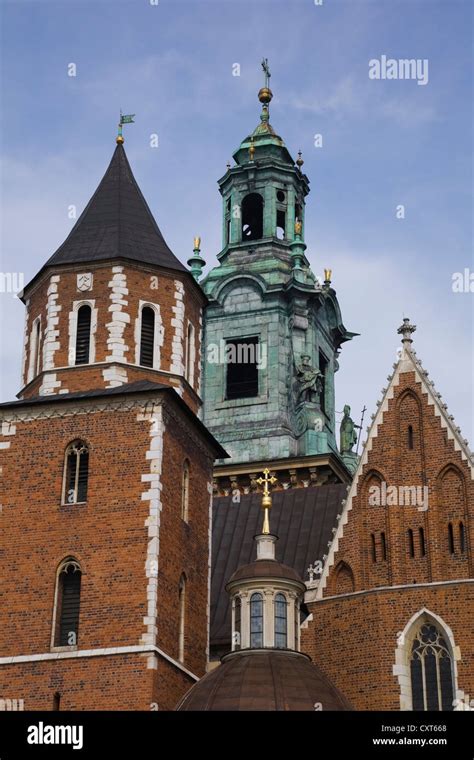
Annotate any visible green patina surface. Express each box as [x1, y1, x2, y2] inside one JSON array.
[[200, 94, 357, 466]]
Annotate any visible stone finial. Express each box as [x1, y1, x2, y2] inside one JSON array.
[[187, 237, 206, 282], [397, 317, 417, 344]]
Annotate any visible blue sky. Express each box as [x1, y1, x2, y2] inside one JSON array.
[[1, 0, 472, 443]]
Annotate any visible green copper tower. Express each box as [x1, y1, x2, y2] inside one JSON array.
[[201, 62, 356, 466]]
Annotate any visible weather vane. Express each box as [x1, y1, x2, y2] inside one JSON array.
[[116, 110, 135, 144], [261, 58, 271, 88]]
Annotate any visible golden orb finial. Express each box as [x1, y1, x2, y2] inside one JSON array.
[[116, 135, 124, 144], [258, 86, 273, 105], [296, 150, 304, 169]]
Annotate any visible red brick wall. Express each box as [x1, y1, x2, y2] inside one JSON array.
[[302, 366, 473, 710], [322, 371, 473, 594], [0, 654, 194, 711], [302, 583, 474, 711], [0, 392, 213, 709]]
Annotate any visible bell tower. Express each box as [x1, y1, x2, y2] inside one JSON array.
[[201, 62, 357, 487]]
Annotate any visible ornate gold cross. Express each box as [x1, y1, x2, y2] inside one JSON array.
[[256, 468, 277, 534]]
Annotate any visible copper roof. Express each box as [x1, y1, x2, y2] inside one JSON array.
[[176, 650, 351, 711], [227, 559, 303, 585], [211, 484, 347, 648]]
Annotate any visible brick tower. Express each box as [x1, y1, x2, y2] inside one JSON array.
[[0, 134, 225, 710]]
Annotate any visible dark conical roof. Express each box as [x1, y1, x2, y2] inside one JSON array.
[[44, 143, 186, 272]]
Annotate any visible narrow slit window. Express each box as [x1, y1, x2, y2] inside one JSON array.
[[233, 597, 241, 650], [459, 522, 466, 554], [274, 593, 287, 648], [140, 307, 155, 367], [448, 523, 455, 555], [381, 531, 387, 561], [75, 305, 91, 365], [250, 592, 263, 648], [408, 425, 414, 450], [408, 529, 415, 558], [55, 560, 81, 647], [63, 440, 89, 504], [419, 527, 426, 557], [181, 460, 190, 522], [371, 533, 377, 563]]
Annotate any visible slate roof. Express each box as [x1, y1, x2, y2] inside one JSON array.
[[211, 484, 348, 648], [43, 143, 186, 273]]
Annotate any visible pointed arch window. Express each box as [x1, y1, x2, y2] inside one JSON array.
[[459, 522, 466, 554], [178, 574, 186, 662], [54, 559, 81, 647], [274, 593, 287, 648], [139, 306, 155, 367], [62, 440, 89, 504], [75, 305, 91, 365], [448, 523, 455, 554], [410, 622, 454, 711], [181, 460, 190, 522], [250, 592, 263, 648], [408, 529, 415, 558]]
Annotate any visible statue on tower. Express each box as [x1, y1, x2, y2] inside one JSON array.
[[340, 405, 361, 454], [295, 355, 323, 404]]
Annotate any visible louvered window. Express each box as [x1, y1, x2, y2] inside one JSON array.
[[75, 305, 91, 365], [56, 560, 81, 647], [140, 307, 155, 367], [63, 440, 89, 504]]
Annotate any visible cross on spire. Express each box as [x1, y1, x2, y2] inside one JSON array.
[[261, 58, 271, 88], [256, 468, 277, 535]]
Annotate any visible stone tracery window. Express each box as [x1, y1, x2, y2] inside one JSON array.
[[410, 622, 454, 711]]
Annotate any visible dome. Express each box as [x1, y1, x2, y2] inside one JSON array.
[[227, 558, 303, 586], [176, 649, 350, 711]]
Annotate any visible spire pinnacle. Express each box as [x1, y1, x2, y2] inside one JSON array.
[[397, 317, 417, 345]]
